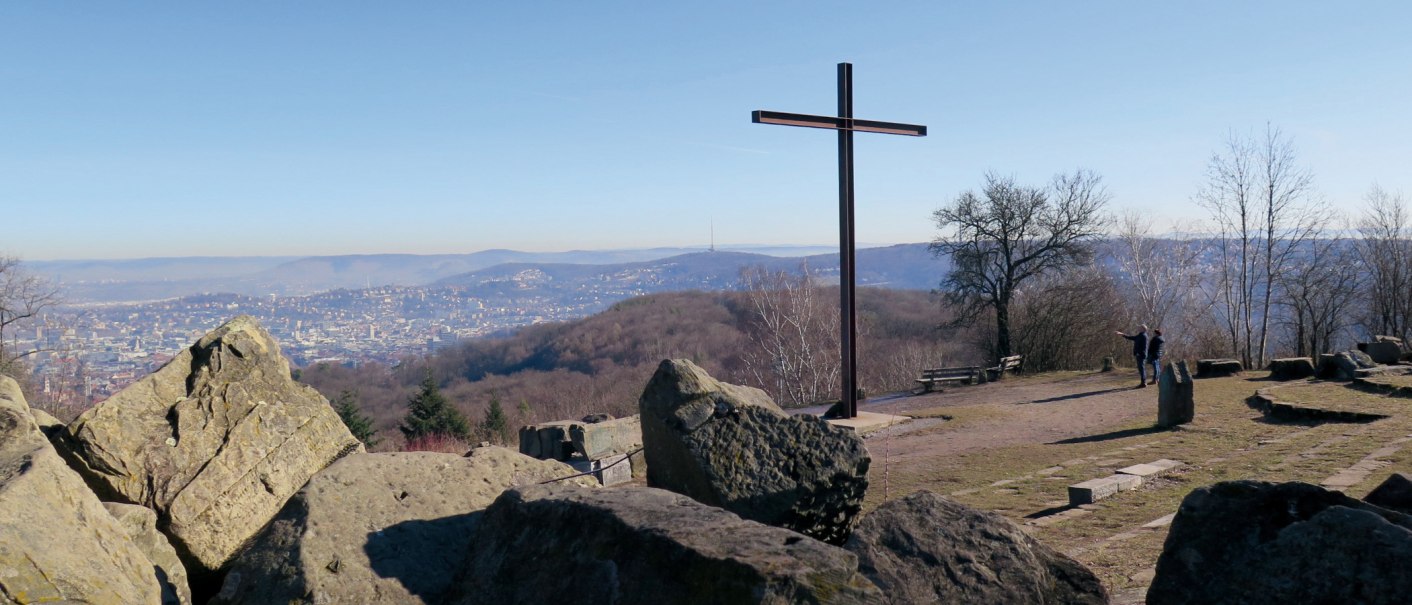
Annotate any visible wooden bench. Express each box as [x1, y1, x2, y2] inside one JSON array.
[[987, 355, 1023, 380], [914, 366, 980, 393]]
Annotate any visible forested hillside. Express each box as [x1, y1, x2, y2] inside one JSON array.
[[297, 286, 971, 449]]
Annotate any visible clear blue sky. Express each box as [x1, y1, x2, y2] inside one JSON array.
[[3, 2, 1409, 260]]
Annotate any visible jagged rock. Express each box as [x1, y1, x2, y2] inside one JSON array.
[[639, 359, 869, 545], [1359, 341, 1403, 365], [212, 447, 593, 604], [56, 315, 364, 577], [104, 502, 192, 605], [1350, 349, 1377, 368], [845, 491, 1106, 604], [1268, 357, 1315, 380], [0, 376, 164, 604], [1315, 353, 1342, 379], [446, 484, 883, 605], [1364, 472, 1412, 515], [28, 407, 64, 440], [1148, 480, 1412, 604], [1332, 351, 1361, 380], [1195, 358, 1242, 378], [1157, 360, 1194, 427]]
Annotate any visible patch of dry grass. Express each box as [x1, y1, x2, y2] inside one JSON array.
[[862, 370, 1412, 596]]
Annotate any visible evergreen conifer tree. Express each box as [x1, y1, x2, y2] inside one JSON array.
[[400, 370, 470, 441], [334, 389, 379, 448], [482, 394, 509, 444]]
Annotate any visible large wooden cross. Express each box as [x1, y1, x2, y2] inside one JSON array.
[[753, 63, 926, 419]]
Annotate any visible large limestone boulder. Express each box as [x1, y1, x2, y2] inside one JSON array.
[[104, 502, 192, 605], [1364, 472, 1412, 515], [0, 376, 164, 604], [1148, 480, 1412, 604], [1267, 357, 1314, 380], [212, 447, 594, 604], [1195, 358, 1242, 378], [639, 359, 870, 545], [1157, 360, 1194, 428], [1359, 340, 1403, 365], [56, 315, 364, 576], [446, 484, 883, 604], [845, 491, 1106, 604]]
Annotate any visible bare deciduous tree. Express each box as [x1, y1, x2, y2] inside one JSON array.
[[738, 264, 839, 406], [1276, 223, 1361, 357], [1, 255, 60, 376], [931, 170, 1110, 360], [1355, 185, 1412, 343], [1112, 212, 1209, 341], [1198, 126, 1318, 368]]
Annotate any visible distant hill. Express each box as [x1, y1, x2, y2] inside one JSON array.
[[430, 244, 943, 299], [35, 244, 941, 303]]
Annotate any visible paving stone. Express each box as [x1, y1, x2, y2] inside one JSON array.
[[990, 479, 1017, 487], [1117, 459, 1183, 479], [1142, 513, 1176, 528], [1036, 466, 1066, 476], [1068, 474, 1142, 506], [950, 488, 980, 496], [1321, 472, 1364, 489]]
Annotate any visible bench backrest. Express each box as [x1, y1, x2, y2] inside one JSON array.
[[921, 367, 978, 379]]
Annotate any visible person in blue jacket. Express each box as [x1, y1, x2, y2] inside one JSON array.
[[1115, 324, 1150, 388], [1146, 329, 1165, 386]]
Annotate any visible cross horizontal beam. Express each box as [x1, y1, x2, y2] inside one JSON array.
[[751, 110, 927, 137]]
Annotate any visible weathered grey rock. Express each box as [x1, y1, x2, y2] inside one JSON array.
[[212, 447, 592, 605], [1350, 348, 1377, 368], [1315, 353, 1342, 379], [1364, 472, 1412, 515], [1332, 351, 1361, 380], [0, 376, 164, 605], [27, 406, 64, 440], [1359, 341, 1403, 365], [639, 359, 869, 545], [845, 491, 1106, 604], [1195, 358, 1242, 378], [570, 414, 641, 460], [447, 484, 883, 605], [57, 315, 364, 577], [1268, 357, 1315, 380], [1148, 480, 1412, 605], [519, 420, 576, 461], [104, 502, 192, 605], [1157, 360, 1194, 427]]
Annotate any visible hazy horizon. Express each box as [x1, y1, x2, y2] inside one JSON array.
[[5, 2, 1410, 260]]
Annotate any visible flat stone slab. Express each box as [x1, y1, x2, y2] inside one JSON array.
[[1117, 459, 1184, 478], [824, 411, 911, 435], [1143, 513, 1177, 528], [1068, 474, 1142, 506]]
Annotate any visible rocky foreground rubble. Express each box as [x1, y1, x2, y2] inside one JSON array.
[[14, 314, 1409, 604]]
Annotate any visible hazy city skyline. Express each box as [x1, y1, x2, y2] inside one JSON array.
[[4, 2, 1410, 260]]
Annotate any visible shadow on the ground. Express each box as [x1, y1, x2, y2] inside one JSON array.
[[1023, 504, 1074, 519], [1048, 425, 1168, 445], [1025, 387, 1131, 404]]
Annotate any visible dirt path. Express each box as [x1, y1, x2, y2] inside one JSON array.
[[856, 370, 1156, 459]]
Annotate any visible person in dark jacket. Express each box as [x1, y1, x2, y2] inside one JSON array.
[[1115, 325, 1149, 388], [1146, 329, 1165, 385]]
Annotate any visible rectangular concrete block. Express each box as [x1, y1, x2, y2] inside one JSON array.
[[1116, 459, 1182, 479], [1068, 474, 1143, 506], [518, 426, 540, 458], [570, 415, 642, 460], [569, 453, 633, 487], [525, 421, 576, 461]]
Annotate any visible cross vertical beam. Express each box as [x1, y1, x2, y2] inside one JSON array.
[[836, 63, 857, 421], [752, 63, 926, 419]]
